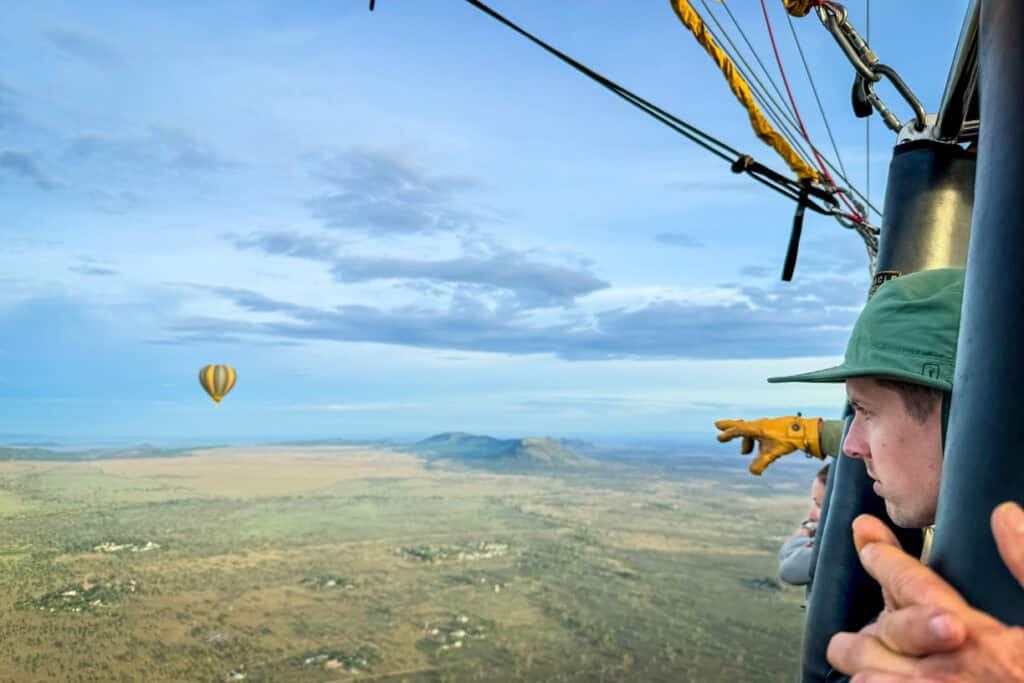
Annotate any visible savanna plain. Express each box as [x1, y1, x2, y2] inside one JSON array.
[[0, 442, 818, 682]]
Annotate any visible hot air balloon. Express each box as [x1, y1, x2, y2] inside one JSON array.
[[199, 364, 236, 405]]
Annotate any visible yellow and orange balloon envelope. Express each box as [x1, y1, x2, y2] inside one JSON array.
[[199, 364, 237, 404]]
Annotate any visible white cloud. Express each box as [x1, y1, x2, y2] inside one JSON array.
[[579, 284, 751, 311]]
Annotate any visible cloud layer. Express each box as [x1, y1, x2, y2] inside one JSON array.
[[308, 149, 479, 235], [153, 273, 856, 360], [0, 151, 59, 190], [43, 26, 121, 69]]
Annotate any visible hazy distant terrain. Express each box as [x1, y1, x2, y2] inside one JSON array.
[[0, 444, 211, 462], [410, 432, 591, 469], [0, 438, 817, 682]]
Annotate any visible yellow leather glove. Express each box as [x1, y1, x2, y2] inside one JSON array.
[[714, 416, 824, 475]]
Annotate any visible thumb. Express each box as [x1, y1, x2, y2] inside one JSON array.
[[852, 514, 903, 554], [853, 514, 903, 611], [992, 502, 1024, 589]]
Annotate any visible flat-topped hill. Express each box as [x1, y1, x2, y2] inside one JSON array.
[[412, 432, 589, 468]]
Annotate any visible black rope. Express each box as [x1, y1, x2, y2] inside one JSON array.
[[450, 0, 855, 219], [460, 0, 852, 212], [733, 155, 837, 213], [462, 0, 740, 164]]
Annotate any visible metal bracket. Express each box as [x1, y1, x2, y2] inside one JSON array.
[[896, 114, 940, 145]]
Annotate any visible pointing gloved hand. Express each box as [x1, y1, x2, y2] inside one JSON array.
[[714, 416, 824, 475]]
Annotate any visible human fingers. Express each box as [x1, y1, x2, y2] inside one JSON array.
[[992, 502, 1024, 588], [852, 516, 904, 610], [871, 605, 967, 656], [849, 672, 943, 683], [858, 542, 969, 613], [852, 514, 903, 554], [827, 632, 919, 678]]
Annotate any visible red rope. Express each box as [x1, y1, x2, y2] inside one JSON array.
[[759, 0, 864, 223]]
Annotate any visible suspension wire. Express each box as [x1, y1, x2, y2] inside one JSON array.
[[719, 0, 801, 121], [710, 2, 821, 157], [866, 0, 872, 220], [462, 0, 739, 163], [706, 0, 879, 216], [757, 0, 864, 222], [460, 0, 861, 220], [697, 1, 817, 167], [699, 0, 801, 135], [786, 12, 849, 181], [698, 1, 817, 167], [456, 0, 867, 223]]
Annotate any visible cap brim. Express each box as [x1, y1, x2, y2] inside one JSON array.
[[769, 365, 954, 391], [767, 364, 857, 384]]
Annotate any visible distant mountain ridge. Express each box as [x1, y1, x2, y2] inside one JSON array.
[[412, 432, 589, 468], [0, 444, 211, 462]]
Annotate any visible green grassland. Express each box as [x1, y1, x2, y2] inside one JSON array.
[[0, 446, 816, 682]]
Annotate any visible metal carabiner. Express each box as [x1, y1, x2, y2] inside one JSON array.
[[815, 1, 847, 26], [817, 2, 879, 82], [861, 78, 903, 131], [817, 1, 927, 133], [873, 64, 928, 132]]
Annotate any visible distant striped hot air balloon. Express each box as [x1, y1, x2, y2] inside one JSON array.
[[199, 364, 237, 405]]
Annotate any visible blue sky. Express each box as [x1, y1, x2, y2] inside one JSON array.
[[0, 1, 970, 443]]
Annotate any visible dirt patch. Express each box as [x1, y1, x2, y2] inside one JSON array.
[[92, 447, 430, 497]]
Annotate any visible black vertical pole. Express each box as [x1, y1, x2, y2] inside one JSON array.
[[929, 0, 1024, 625]]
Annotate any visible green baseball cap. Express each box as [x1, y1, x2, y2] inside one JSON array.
[[767, 268, 965, 391]]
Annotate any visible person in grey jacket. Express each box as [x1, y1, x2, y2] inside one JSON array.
[[778, 463, 829, 586]]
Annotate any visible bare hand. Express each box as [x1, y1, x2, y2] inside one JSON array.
[[826, 502, 1024, 682]]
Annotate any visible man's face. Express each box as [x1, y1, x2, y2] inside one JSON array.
[[842, 376, 943, 528]]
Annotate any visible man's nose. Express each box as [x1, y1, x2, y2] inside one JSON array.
[[843, 420, 868, 460]]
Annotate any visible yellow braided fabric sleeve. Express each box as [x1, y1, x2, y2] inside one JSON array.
[[670, 0, 820, 184], [781, 0, 816, 18]]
